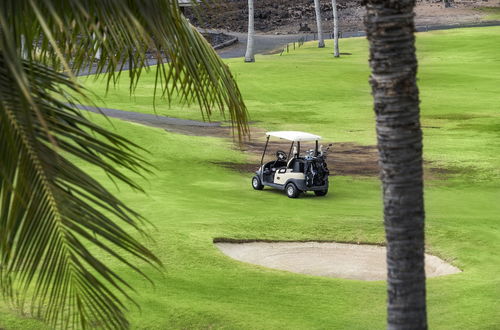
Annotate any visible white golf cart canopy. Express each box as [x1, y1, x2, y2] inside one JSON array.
[[266, 131, 321, 142]]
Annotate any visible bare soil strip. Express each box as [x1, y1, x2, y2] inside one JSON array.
[[219, 140, 380, 177], [216, 241, 461, 281], [78, 105, 452, 178]]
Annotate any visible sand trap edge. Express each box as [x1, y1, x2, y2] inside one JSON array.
[[214, 239, 462, 281]]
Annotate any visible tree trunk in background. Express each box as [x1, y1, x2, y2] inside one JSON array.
[[332, 0, 339, 57], [244, 0, 255, 62], [313, 0, 325, 48], [20, 34, 27, 59], [92, 32, 102, 60], [364, 0, 427, 329]]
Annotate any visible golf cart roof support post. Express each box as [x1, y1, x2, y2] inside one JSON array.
[[260, 136, 270, 181], [297, 141, 300, 155], [315, 140, 319, 155], [287, 141, 295, 161]]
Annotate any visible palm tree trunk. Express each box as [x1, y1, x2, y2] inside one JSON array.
[[313, 0, 325, 48], [244, 0, 255, 62], [364, 1, 427, 329], [332, 0, 339, 57]]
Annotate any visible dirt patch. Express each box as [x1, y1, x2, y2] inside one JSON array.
[[79, 104, 384, 178], [78, 105, 457, 179], [218, 138, 380, 177], [329, 143, 379, 176], [211, 136, 452, 179], [82, 104, 449, 180], [215, 241, 461, 281], [154, 123, 454, 179]]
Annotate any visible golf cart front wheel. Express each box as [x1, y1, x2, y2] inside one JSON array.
[[314, 189, 328, 197], [285, 183, 300, 198], [252, 176, 264, 190]]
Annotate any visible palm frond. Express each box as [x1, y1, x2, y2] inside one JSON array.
[[3, 0, 249, 137], [1, 0, 249, 329], [0, 54, 160, 329]]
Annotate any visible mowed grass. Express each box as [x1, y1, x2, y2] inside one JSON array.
[[1, 27, 499, 329]]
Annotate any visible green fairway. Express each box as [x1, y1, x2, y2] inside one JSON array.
[[1, 27, 499, 329]]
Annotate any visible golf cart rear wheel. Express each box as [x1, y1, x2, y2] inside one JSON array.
[[314, 189, 328, 197], [252, 176, 264, 190], [285, 183, 300, 198]]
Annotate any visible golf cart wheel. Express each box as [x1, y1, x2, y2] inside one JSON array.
[[314, 189, 328, 197], [252, 176, 264, 190], [285, 183, 300, 198]]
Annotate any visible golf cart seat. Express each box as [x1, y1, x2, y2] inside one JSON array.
[[263, 150, 288, 176], [263, 160, 287, 174], [288, 158, 306, 173]]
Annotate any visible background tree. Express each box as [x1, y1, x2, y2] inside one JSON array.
[[363, 0, 427, 329], [0, 0, 248, 329], [313, 0, 326, 48], [332, 0, 340, 57], [245, 0, 255, 62]]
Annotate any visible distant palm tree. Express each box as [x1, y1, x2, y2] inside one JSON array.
[[0, 0, 248, 329], [364, 0, 427, 329], [313, 0, 325, 48], [331, 0, 340, 57], [245, 0, 256, 62]]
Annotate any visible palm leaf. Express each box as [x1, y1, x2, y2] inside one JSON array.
[[0, 54, 157, 329], [4, 0, 249, 137], [1, 0, 249, 329]]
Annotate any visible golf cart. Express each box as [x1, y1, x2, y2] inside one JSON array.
[[252, 131, 330, 198]]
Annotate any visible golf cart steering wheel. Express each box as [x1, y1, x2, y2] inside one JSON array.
[[276, 150, 287, 162]]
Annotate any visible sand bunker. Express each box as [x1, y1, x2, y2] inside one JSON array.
[[216, 241, 461, 281]]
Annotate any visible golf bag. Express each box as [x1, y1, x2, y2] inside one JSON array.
[[305, 156, 329, 187]]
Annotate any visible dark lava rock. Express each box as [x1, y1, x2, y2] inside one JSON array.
[[201, 32, 234, 47], [185, 0, 363, 33]]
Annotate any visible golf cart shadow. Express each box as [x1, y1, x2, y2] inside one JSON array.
[[252, 131, 330, 198], [261, 187, 330, 199]]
